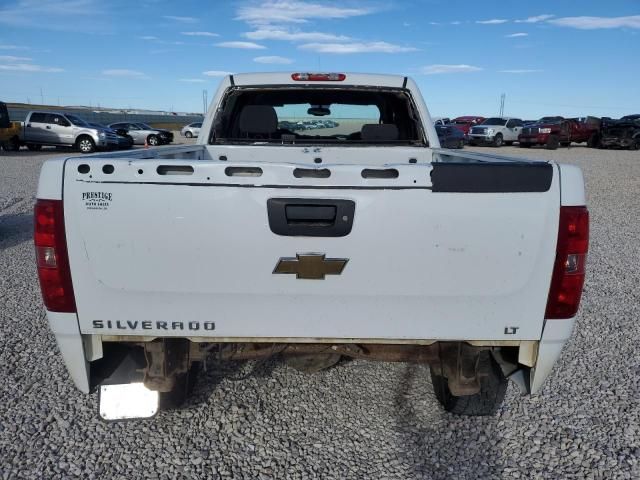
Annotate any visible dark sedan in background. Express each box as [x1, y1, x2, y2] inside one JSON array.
[[436, 124, 465, 149]]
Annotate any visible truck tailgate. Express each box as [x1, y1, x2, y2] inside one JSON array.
[[63, 156, 559, 341]]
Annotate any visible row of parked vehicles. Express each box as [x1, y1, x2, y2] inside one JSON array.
[[0, 103, 174, 154], [435, 114, 640, 150]]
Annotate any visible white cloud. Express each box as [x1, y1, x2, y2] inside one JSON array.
[[244, 26, 349, 42], [179, 78, 206, 83], [102, 69, 149, 79], [0, 63, 63, 72], [516, 14, 554, 24], [0, 44, 29, 50], [506, 33, 528, 38], [253, 55, 293, 64], [236, 1, 372, 25], [499, 69, 543, 74], [420, 64, 482, 75], [181, 31, 219, 37], [139, 35, 158, 40], [299, 41, 417, 54], [450, 21, 462, 25], [162, 15, 197, 23], [0, 0, 109, 32], [215, 41, 266, 49], [476, 19, 508, 25], [0, 55, 32, 62], [547, 15, 640, 30], [203, 70, 233, 77]]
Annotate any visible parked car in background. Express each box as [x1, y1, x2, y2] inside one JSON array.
[[435, 124, 465, 149], [450, 116, 485, 138], [108, 122, 172, 146], [433, 117, 451, 126], [468, 117, 524, 147], [518, 117, 600, 150], [181, 122, 202, 138], [18, 111, 118, 153], [0, 101, 21, 151], [88, 123, 133, 150], [599, 115, 640, 150], [135, 123, 173, 144]]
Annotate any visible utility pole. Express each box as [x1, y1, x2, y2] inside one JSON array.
[[202, 90, 208, 115], [499, 93, 506, 117]]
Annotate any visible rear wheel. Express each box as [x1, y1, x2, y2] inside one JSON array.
[[631, 138, 640, 150], [492, 133, 503, 147], [430, 351, 507, 416], [147, 134, 159, 146], [4, 137, 20, 151], [185, 131, 193, 138], [27, 144, 42, 151], [76, 136, 95, 154], [545, 135, 559, 150]]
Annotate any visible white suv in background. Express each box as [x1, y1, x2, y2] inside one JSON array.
[[181, 122, 202, 138], [468, 117, 524, 147]]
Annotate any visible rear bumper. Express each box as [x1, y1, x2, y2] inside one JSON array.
[[530, 318, 575, 393]]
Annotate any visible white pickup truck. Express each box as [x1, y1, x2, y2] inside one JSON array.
[[35, 73, 588, 420]]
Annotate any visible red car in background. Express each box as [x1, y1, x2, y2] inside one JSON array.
[[450, 116, 486, 138]]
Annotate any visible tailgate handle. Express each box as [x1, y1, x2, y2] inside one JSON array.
[[268, 198, 355, 237]]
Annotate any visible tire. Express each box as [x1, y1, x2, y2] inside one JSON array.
[[147, 135, 159, 146], [587, 133, 600, 148], [76, 136, 95, 154], [27, 144, 42, 151], [185, 131, 193, 138], [631, 138, 640, 151], [545, 135, 559, 150], [492, 133, 503, 147], [430, 351, 507, 416], [159, 362, 201, 410]]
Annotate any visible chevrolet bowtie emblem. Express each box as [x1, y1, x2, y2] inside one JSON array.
[[273, 254, 348, 280]]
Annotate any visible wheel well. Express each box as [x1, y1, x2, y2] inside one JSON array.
[[76, 134, 94, 144]]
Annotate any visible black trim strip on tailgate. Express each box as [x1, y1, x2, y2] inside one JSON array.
[[430, 162, 553, 193]]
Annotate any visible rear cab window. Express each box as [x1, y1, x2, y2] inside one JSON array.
[[210, 87, 425, 146]]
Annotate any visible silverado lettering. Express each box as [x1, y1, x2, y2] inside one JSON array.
[[92, 320, 215, 331]]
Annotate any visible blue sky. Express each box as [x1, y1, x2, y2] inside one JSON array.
[[0, 0, 639, 118]]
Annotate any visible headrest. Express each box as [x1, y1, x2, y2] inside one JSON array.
[[238, 105, 278, 134], [361, 124, 399, 141]]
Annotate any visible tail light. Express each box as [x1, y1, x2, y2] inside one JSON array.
[[545, 206, 589, 319], [34, 199, 76, 312], [291, 73, 346, 81]]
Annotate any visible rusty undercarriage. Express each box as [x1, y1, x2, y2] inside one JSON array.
[[133, 339, 524, 398]]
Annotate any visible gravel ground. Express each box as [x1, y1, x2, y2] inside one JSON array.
[[1, 144, 639, 479]]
